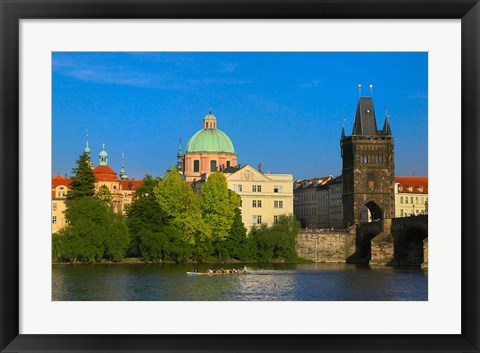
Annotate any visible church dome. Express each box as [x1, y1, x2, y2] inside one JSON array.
[[185, 128, 235, 154], [185, 111, 235, 154]]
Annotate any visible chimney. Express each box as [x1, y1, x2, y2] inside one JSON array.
[[258, 163, 263, 173], [64, 173, 67, 178]]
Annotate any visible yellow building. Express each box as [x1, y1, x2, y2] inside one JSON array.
[[224, 165, 294, 230], [51, 142, 142, 234], [394, 176, 428, 217]]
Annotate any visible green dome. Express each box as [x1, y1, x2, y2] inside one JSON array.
[[186, 128, 235, 154]]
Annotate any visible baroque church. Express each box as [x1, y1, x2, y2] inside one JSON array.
[[179, 111, 294, 230]]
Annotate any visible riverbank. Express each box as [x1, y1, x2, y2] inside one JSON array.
[[52, 257, 313, 265]]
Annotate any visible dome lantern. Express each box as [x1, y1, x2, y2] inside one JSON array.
[[99, 143, 109, 166], [203, 109, 217, 129]]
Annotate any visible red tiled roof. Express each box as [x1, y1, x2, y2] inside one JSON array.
[[395, 176, 428, 194], [119, 179, 143, 191], [52, 174, 72, 188], [93, 165, 118, 181]]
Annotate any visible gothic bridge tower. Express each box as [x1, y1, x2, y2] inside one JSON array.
[[341, 89, 395, 230]]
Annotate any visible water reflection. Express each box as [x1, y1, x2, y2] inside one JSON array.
[[52, 263, 427, 301]]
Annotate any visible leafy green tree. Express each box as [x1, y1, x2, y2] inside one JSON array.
[[126, 175, 166, 257], [96, 184, 112, 206], [138, 228, 165, 262], [201, 172, 240, 243], [269, 214, 300, 261], [67, 152, 96, 199], [215, 207, 255, 260], [56, 197, 129, 262], [153, 169, 211, 245], [249, 215, 301, 261]]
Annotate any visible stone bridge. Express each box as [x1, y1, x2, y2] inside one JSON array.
[[353, 215, 428, 267]]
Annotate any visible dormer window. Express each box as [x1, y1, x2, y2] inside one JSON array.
[[408, 187, 413, 192]]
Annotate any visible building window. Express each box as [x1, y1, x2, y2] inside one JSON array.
[[210, 160, 217, 172], [400, 209, 404, 217], [226, 161, 231, 168], [233, 184, 243, 192], [415, 197, 419, 204], [367, 172, 376, 191], [410, 197, 414, 204], [193, 160, 200, 173], [52, 203, 57, 211], [405, 197, 408, 204], [421, 197, 425, 204], [66, 218, 70, 224], [252, 215, 262, 224], [274, 200, 283, 208], [400, 196, 403, 204], [252, 185, 262, 192], [274, 185, 284, 193], [274, 215, 279, 224], [252, 200, 262, 208], [52, 216, 57, 224]]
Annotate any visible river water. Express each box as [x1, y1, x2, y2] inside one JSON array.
[[52, 263, 427, 301]]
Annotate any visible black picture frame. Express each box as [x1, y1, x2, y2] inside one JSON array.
[[1, 1, 479, 352]]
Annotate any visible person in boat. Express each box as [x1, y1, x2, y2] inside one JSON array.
[[243, 265, 248, 273], [193, 269, 198, 273]]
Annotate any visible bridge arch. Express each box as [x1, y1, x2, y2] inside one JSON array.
[[395, 226, 428, 266], [360, 199, 383, 223]]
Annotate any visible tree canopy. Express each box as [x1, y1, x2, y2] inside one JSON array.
[[201, 172, 241, 243]]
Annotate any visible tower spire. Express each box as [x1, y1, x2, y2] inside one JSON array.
[[84, 129, 93, 168], [382, 106, 392, 135], [177, 137, 184, 172], [120, 152, 129, 180]]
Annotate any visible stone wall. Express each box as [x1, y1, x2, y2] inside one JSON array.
[[296, 231, 356, 262]]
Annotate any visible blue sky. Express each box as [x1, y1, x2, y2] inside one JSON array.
[[52, 52, 428, 180]]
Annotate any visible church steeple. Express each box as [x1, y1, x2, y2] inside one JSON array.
[[176, 137, 183, 172], [99, 143, 108, 166], [84, 129, 93, 168], [119, 152, 129, 180]]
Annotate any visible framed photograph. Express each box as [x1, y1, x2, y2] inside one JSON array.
[[1, 0, 478, 352]]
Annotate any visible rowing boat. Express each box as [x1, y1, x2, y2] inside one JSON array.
[[186, 271, 248, 276]]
